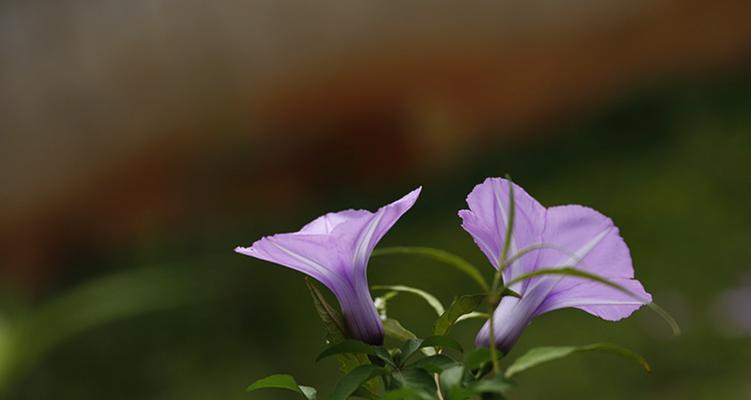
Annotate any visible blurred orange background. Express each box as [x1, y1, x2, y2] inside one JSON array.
[[1, 1, 751, 399]]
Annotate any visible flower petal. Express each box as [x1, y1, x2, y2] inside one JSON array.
[[299, 210, 372, 235], [534, 278, 651, 321], [537, 205, 634, 276], [338, 280, 385, 345], [459, 178, 546, 286], [475, 280, 554, 352], [234, 187, 421, 291], [235, 234, 349, 293], [530, 205, 650, 320], [235, 187, 421, 345], [345, 187, 422, 272], [470, 183, 652, 351]]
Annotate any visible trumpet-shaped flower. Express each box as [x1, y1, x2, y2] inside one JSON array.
[[235, 188, 421, 345], [459, 178, 651, 352]]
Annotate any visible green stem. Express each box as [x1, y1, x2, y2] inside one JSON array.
[[486, 303, 501, 376], [487, 176, 516, 376], [434, 372, 445, 400], [487, 268, 504, 376]]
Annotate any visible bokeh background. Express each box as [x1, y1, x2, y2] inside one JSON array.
[[2, 1, 751, 399]]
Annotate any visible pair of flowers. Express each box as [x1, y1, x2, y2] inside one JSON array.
[[236, 178, 650, 352]]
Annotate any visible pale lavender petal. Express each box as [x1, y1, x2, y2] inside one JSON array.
[[535, 278, 651, 321], [235, 234, 348, 293], [458, 178, 546, 286], [238, 236, 384, 343], [537, 205, 634, 280], [235, 188, 421, 345], [467, 181, 652, 351], [476, 278, 650, 351], [531, 205, 650, 319], [338, 278, 384, 345], [299, 210, 372, 235], [475, 281, 556, 352], [347, 187, 422, 272]]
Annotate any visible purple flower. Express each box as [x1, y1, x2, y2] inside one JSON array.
[[459, 178, 651, 352], [235, 188, 422, 345]]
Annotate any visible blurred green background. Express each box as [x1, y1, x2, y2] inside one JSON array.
[[2, 1, 751, 399]]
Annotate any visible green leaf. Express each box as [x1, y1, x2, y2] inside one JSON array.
[[0, 267, 199, 393], [399, 339, 424, 366], [329, 365, 387, 400], [383, 318, 419, 341], [439, 365, 472, 400], [372, 346, 398, 369], [464, 348, 492, 371], [246, 374, 316, 399], [393, 368, 437, 394], [433, 294, 486, 336], [351, 387, 379, 399], [299, 386, 317, 399], [380, 388, 434, 400], [455, 311, 489, 323], [315, 340, 375, 362], [399, 336, 462, 366], [372, 247, 489, 291], [502, 268, 681, 336], [471, 375, 513, 398], [439, 365, 463, 391], [305, 277, 348, 342], [306, 278, 373, 380], [505, 343, 651, 378], [338, 352, 375, 385], [372, 285, 445, 316], [407, 355, 459, 374]]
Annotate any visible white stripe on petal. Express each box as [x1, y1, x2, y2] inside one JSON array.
[[269, 240, 348, 289], [527, 226, 614, 301], [545, 299, 643, 307], [353, 211, 384, 269], [563, 226, 612, 267]]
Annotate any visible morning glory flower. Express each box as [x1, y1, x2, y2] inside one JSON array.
[[459, 178, 651, 352], [235, 188, 422, 345]]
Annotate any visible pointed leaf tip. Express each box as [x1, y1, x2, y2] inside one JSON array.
[[434, 294, 486, 336], [372, 285, 445, 315], [502, 267, 681, 335], [329, 365, 388, 400], [315, 340, 376, 362], [382, 318, 419, 341], [305, 277, 348, 342], [505, 343, 650, 378], [246, 374, 317, 399]]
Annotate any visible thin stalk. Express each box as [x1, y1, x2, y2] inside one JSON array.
[[497, 176, 516, 276], [486, 300, 501, 376], [502, 243, 582, 272], [487, 177, 516, 376], [434, 373, 445, 400]]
